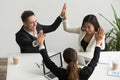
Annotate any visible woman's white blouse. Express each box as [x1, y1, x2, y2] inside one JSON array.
[[62, 20, 105, 53]]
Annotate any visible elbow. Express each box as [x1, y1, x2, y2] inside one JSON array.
[[63, 24, 71, 33], [63, 26, 68, 32]]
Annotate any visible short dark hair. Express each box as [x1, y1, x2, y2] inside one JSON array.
[[81, 14, 100, 31], [21, 10, 35, 22]]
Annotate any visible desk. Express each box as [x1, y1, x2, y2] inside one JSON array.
[[6, 52, 120, 80], [78, 51, 120, 80], [7, 54, 47, 80]]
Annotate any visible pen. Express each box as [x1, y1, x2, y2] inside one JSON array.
[[35, 62, 40, 68]]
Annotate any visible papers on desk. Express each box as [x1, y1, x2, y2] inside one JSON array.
[[99, 53, 110, 64], [108, 69, 120, 77], [99, 52, 120, 76]]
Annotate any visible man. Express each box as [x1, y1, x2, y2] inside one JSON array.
[[16, 4, 66, 53]]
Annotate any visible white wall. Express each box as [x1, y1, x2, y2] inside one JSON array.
[[0, 0, 120, 57]]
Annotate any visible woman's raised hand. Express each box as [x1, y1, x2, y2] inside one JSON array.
[[37, 30, 46, 46]]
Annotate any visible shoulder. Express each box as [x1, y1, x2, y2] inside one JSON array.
[[16, 27, 23, 34], [36, 23, 44, 31], [16, 27, 28, 37]]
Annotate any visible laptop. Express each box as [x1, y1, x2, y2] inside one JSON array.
[[42, 52, 63, 80], [78, 55, 90, 66]]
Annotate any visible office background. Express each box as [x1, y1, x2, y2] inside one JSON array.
[[0, 0, 120, 56]]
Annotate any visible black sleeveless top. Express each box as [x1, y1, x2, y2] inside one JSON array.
[[81, 39, 89, 51]]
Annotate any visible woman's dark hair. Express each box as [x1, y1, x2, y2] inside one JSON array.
[[81, 14, 100, 31], [21, 10, 35, 22], [63, 48, 79, 80]]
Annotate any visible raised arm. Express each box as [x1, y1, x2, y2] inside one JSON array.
[[40, 16, 62, 33], [80, 28, 105, 77], [38, 4, 70, 33], [38, 30, 62, 77], [61, 3, 80, 34]]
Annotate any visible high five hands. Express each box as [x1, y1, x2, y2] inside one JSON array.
[[37, 30, 46, 46], [60, 3, 67, 20], [37, 3, 66, 46], [95, 28, 105, 45]]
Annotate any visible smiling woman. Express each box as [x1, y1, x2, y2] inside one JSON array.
[[0, 0, 119, 56], [61, 4, 105, 53]]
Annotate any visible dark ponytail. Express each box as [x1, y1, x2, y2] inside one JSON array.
[[63, 48, 79, 80]]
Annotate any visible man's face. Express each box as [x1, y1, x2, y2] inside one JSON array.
[[24, 15, 37, 32]]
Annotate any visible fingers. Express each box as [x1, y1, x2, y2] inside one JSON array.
[[37, 30, 45, 44], [39, 30, 43, 35], [38, 30, 43, 38], [99, 27, 104, 33], [62, 3, 66, 11], [38, 30, 45, 37], [95, 27, 105, 45], [61, 3, 67, 20], [96, 28, 104, 36], [98, 27, 105, 37]]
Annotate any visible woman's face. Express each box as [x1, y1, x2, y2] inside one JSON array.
[[83, 22, 95, 34]]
